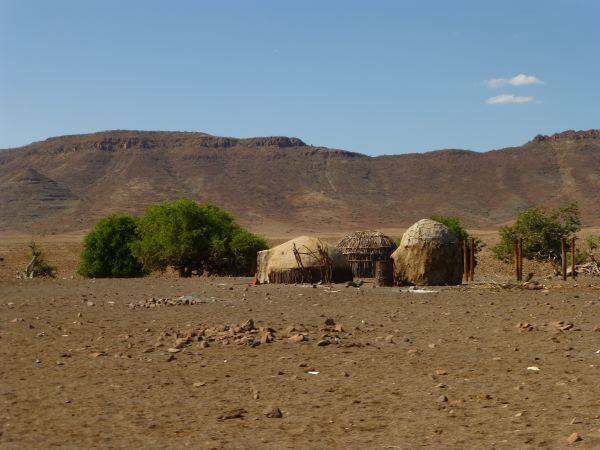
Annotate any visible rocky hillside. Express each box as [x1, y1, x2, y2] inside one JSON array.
[[1, 129, 599, 234]]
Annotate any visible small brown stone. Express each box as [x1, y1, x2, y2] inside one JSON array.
[[567, 432, 581, 444], [218, 408, 247, 420], [317, 339, 330, 347], [437, 395, 448, 403], [263, 406, 282, 418], [289, 334, 306, 343], [260, 333, 273, 344]]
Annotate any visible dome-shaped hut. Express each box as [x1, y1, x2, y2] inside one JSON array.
[[256, 236, 353, 284], [391, 219, 462, 286], [336, 231, 397, 278]]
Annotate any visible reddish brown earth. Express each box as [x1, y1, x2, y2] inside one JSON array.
[[2, 275, 600, 449], [1, 129, 599, 235]]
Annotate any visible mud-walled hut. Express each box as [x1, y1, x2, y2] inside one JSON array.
[[391, 219, 462, 285], [256, 236, 353, 284], [336, 230, 397, 278]]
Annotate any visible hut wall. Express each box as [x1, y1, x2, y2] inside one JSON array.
[[268, 266, 353, 284], [343, 250, 395, 278]]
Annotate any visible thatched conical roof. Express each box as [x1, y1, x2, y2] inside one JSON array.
[[337, 230, 397, 254]]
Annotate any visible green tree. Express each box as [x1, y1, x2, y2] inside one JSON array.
[[492, 203, 581, 262], [430, 215, 469, 241], [132, 199, 267, 277], [229, 229, 269, 275], [78, 214, 145, 278]]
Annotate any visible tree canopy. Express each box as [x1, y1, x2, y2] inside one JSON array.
[[78, 214, 145, 278], [492, 203, 581, 262], [131, 199, 267, 277]]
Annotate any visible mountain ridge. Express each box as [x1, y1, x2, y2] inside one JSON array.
[[1, 129, 598, 234]]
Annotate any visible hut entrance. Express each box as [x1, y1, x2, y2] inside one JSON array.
[[337, 231, 397, 278]]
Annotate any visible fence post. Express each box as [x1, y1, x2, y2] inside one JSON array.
[[469, 238, 475, 282], [463, 240, 469, 282], [571, 237, 576, 279], [561, 238, 567, 281], [514, 240, 519, 281], [518, 238, 523, 281]]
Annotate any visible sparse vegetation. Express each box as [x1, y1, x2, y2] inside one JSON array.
[[18, 242, 56, 278], [492, 203, 581, 262], [79, 214, 145, 278]]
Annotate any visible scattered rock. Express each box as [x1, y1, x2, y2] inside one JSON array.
[[218, 408, 247, 420], [193, 382, 206, 387], [260, 332, 273, 344], [552, 321, 574, 331], [324, 318, 335, 326], [289, 334, 306, 343], [567, 432, 581, 444], [437, 395, 448, 403], [385, 335, 395, 344], [263, 406, 282, 418], [240, 319, 255, 332], [317, 339, 330, 347]]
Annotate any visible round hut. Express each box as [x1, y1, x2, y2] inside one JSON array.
[[256, 236, 353, 284], [391, 219, 462, 286], [336, 231, 397, 278]]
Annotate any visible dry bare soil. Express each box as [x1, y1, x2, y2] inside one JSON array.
[[2, 273, 600, 449]]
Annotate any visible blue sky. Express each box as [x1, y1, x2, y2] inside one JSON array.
[[1, 0, 598, 155]]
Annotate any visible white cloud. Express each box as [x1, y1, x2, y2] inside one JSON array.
[[485, 94, 534, 105], [486, 74, 544, 88]]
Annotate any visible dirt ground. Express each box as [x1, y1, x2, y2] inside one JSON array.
[[1, 232, 600, 449], [1, 275, 600, 449]]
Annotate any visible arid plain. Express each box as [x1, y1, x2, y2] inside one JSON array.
[[2, 231, 600, 450]]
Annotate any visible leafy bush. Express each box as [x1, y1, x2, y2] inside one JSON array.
[[492, 203, 581, 262], [430, 215, 469, 241], [79, 214, 145, 278], [132, 199, 267, 277]]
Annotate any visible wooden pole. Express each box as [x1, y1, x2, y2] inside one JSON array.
[[514, 240, 519, 281], [469, 237, 475, 282], [561, 238, 567, 281], [571, 237, 576, 279], [463, 240, 468, 282], [517, 238, 523, 281]]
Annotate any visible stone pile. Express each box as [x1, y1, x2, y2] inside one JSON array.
[[159, 318, 352, 350], [128, 295, 212, 308]]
